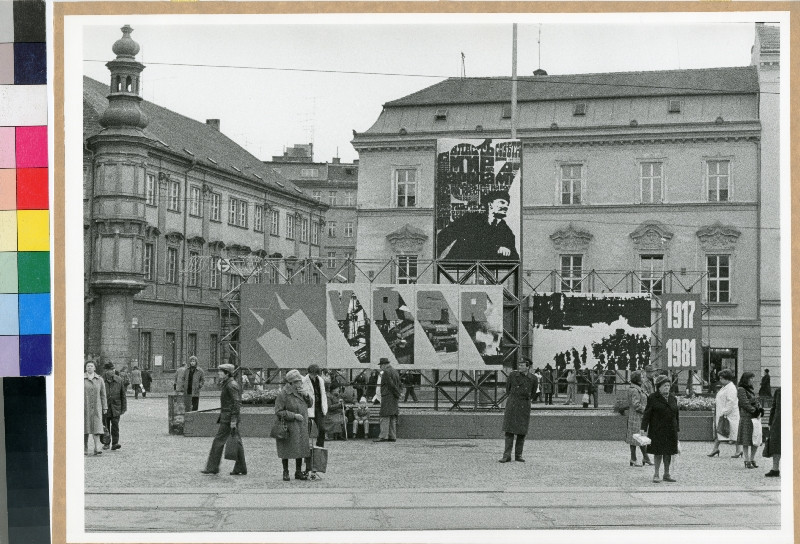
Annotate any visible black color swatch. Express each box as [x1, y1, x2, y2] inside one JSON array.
[[12, 1, 46, 43]]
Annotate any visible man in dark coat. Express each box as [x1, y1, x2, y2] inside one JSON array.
[[181, 356, 205, 412], [437, 189, 519, 261], [141, 368, 152, 398], [759, 369, 772, 401], [102, 362, 127, 450], [500, 359, 537, 462], [202, 364, 246, 475], [374, 358, 401, 443]]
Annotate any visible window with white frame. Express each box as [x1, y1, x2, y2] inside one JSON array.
[[311, 222, 319, 245], [210, 192, 221, 221], [146, 174, 157, 206], [327, 221, 337, 238], [397, 255, 418, 284], [329, 191, 337, 206], [228, 197, 248, 227], [286, 214, 295, 239], [639, 254, 664, 295], [270, 266, 279, 284], [188, 250, 200, 287], [210, 256, 220, 289], [344, 221, 353, 238], [344, 252, 353, 262], [707, 160, 730, 202], [707, 255, 731, 303], [640, 162, 663, 204], [301, 168, 319, 178], [312, 191, 321, 202], [168, 180, 180, 211], [271, 209, 280, 235], [301, 218, 309, 242], [166, 247, 178, 284], [228, 198, 237, 225], [239, 200, 248, 227], [143, 243, 154, 281], [189, 186, 202, 217], [396, 169, 417, 207], [560, 164, 582, 205], [254, 205, 264, 232], [327, 251, 337, 268], [560, 254, 583, 292], [344, 192, 355, 206]]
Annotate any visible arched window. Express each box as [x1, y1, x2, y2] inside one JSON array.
[[114, 76, 121, 92], [126, 76, 132, 92]]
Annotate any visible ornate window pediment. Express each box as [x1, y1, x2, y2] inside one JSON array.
[[187, 236, 205, 250], [227, 244, 252, 256], [386, 224, 428, 254], [145, 225, 161, 239], [164, 231, 184, 245], [208, 240, 226, 253], [629, 221, 674, 251], [550, 224, 593, 252], [696, 223, 741, 251]]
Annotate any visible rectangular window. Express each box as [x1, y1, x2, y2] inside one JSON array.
[[311, 222, 319, 245], [286, 214, 295, 239], [327, 251, 337, 268], [164, 332, 176, 371], [312, 191, 321, 202], [640, 162, 663, 204], [146, 174, 157, 206], [168, 181, 180, 211], [301, 168, 319, 178], [397, 255, 418, 284], [189, 186, 201, 217], [210, 192, 221, 221], [187, 333, 197, 359], [560, 254, 583, 292], [228, 197, 248, 227], [230, 273, 242, 291], [210, 256, 220, 289], [143, 243, 154, 281], [640, 254, 664, 295], [188, 250, 200, 287], [228, 197, 237, 225], [301, 218, 309, 242], [560, 164, 582, 205], [327, 221, 337, 238], [707, 160, 730, 202], [329, 191, 337, 206], [344, 221, 354, 238], [271, 209, 280, 235], [396, 169, 417, 207], [344, 252, 353, 261], [344, 192, 355, 206], [270, 266, 279, 284], [209, 334, 218, 369], [239, 200, 248, 228], [139, 331, 152, 371], [166, 247, 178, 284], [707, 255, 731, 303], [254, 205, 264, 232], [573, 103, 587, 116]]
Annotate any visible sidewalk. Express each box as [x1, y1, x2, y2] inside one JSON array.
[[84, 397, 782, 534]]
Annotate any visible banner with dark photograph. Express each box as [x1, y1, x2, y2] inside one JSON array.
[[371, 285, 416, 366], [528, 292, 651, 373], [327, 284, 372, 366], [435, 138, 522, 262]]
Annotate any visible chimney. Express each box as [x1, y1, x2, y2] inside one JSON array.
[[332, 157, 341, 164], [206, 119, 220, 131]]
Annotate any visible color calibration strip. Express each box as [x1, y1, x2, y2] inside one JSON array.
[[0, 1, 51, 377]]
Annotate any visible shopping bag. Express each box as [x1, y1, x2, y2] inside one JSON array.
[[717, 415, 730, 438], [581, 393, 590, 407], [224, 428, 243, 460], [751, 418, 763, 446], [632, 433, 651, 447], [100, 425, 111, 446], [269, 417, 288, 440], [311, 446, 328, 473]]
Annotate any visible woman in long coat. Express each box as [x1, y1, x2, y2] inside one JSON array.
[[763, 387, 781, 477], [707, 368, 741, 457], [625, 371, 651, 466], [640, 375, 679, 483], [84, 361, 107, 455], [735, 372, 762, 469], [541, 367, 554, 405], [274, 369, 313, 481], [500, 359, 536, 463]]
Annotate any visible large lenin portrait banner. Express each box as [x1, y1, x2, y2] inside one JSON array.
[[435, 138, 522, 261], [240, 284, 504, 369]]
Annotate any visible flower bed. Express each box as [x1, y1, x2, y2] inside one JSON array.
[[677, 395, 715, 411], [241, 388, 279, 406]]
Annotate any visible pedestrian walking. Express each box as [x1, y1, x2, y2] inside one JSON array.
[[625, 371, 651, 466], [707, 369, 741, 458], [374, 358, 401, 443], [302, 364, 328, 479], [84, 361, 107, 456], [640, 375, 680, 483], [119, 365, 131, 394], [763, 387, 781, 477], [102, 362, 127, 450], [758, 369, 772, 402], [563, 369, 577, 405], [402, 370, 418, 402], [274, 369, 313, 481], [174, 361, 187, 393], [181, 356, 205, 412], [735, 372, 763, 469], [499, 359, 536, 463], [141, 368, 152, 398], [201, 364, 246, 476], [541, 365, 554, 405], [130, 366, 143, 399]]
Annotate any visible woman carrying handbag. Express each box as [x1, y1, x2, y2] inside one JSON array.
[[735, 372, 763, 469], [707, 369, 742, 458], [274, 370, 313, 481]]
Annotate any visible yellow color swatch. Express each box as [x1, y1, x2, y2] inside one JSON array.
[[0, 211, 16, 251], [17, 210, 49, 251]]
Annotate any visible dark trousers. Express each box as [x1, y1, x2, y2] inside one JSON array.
[[133, 385, 141, 399], [503, 433, 526, 459], [404, 386, 418, 402], [103, 414, 120, 445], [184, 394, 200, 412], [282, 458, 304, 473], [205, 422, 247, 474], [544, 393, 553, 405]]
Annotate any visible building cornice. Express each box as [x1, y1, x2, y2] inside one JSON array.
[[358, 208, 433, 217], [523, 202, 758, 214]]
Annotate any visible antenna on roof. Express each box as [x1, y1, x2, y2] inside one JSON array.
[[537, 24, 542, 70], [460, 52, 466, 78]]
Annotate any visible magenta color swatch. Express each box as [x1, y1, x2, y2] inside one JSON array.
[[15, 126, 47, 168], [0, 336, 20, 376], [0, 127, 15, 168]]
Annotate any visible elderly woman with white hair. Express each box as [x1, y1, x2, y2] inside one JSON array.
[[707, 368, 742, 458], [274, 369, 313, 481]]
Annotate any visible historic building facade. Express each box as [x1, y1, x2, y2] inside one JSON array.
[[265, 145, 359, 281], [352, 24, 781, 384], [83, 26, 326, 388]]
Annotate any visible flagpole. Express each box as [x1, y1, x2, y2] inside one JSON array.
[[511, 23, 518, 139]]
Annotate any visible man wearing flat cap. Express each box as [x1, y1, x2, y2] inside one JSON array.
[[437, 188, 519, 261], [202, 364, 247, 475], [374, 358, 401, 443]]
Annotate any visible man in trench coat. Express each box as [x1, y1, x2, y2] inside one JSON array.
[[374, 358, 401, 442], [102, 362, 127, 450], [500, 359, 537, 462], [201, 364, 246, 475]]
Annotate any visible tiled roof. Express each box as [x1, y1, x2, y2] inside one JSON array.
[[84, 76, 318, 205], [757, 24, 780, 53], [384, 66, 759, 107]]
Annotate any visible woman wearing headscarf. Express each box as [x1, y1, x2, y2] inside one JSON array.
[[625, 371, 651, 466], [640, 375, 680, 483], [763, 387, 781, 477], [84, 361, 107, 456], [707, 368, 741, 458], [735, 372, 763, 469], [274, 369, 313, 481]]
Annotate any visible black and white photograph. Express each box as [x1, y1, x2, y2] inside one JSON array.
[[63, 9, 791, 543]]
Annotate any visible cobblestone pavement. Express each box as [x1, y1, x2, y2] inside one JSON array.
[[84, 396, 783, 534]]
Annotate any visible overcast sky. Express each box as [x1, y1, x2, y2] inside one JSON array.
[[82, 17, 762, 163]]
